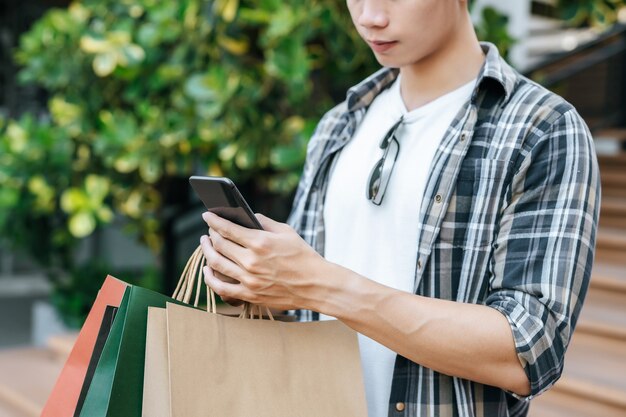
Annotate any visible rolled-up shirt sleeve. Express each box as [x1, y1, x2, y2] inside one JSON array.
[[486, 109, 601, 398]]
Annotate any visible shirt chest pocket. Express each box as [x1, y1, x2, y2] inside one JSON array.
[[437, 158, 512, 249]]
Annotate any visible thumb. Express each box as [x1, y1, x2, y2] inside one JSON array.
[[255, 213, 283, 232]]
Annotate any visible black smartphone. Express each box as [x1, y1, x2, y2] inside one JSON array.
[[189, 176, 263, 230]]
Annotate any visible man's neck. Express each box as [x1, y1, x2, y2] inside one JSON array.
[[399, 22, 485, 112]]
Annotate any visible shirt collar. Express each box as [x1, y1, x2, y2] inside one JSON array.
[[345, 42, 516, 113]]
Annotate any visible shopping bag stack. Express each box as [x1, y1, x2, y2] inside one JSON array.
[[43, 245, 368, 417]]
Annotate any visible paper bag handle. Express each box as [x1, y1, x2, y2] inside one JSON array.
[[173, 244, 274, 320]]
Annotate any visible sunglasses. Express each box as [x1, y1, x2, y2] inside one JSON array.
[[366, 117, 403, 205]]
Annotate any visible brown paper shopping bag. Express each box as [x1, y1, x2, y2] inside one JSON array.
[[142, 245, 209, 417], [142, 245, 367, 417], [142, 307, 170, 417], [166, 303, 367, 417]]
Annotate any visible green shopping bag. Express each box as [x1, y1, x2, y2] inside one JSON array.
[[79, 247, 206, 417]]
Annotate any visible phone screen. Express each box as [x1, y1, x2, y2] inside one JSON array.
[[189, 176, 263, 230]]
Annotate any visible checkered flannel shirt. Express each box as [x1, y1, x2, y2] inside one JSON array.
[[287, 43, 601, 417]]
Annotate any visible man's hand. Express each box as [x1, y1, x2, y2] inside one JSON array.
[[200, 211, 329, 311]]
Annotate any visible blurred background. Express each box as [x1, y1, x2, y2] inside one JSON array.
[[0, 0, 625, 416]]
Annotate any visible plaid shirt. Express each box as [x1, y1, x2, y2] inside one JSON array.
[[287, 43, 600, 417]]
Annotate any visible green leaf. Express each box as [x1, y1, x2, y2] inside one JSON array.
[[61, 189, 89, 212], [85, 175, 110, 203], [93, 52, 118, 77], [122, 44, 146, 66], [113, 153, 141, 173], [220, 0, 239, 22], [185, 73, 219, 101], [49, 97, 83, 127], [68, 211, 96, 238], [137, 23, 160, 47], [235, 147, 256, 169], [265, 7, 299, 41], [139, 158, 162, 183], [80, 35, 111, 54], [97, 206, 114, 223], [6, 122, 27, 153]]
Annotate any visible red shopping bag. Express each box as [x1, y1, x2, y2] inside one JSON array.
[[41, 275, 127, 417]]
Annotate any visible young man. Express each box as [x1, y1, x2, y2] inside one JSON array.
[[200, 1, 600, 416]]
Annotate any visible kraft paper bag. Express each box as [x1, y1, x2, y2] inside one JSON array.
[[42, 275, 127, 417], [142, 307, 170, 417], [166, 301, 368, 417]]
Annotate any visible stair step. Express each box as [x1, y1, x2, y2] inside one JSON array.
[[600, 171, 626, 198], [46, 332, 78, 362], [558, 332, 626, 401], [0, 348, 64, 417], [597, 228, 626, 248], [597, 149, 626, 167], [577, 285, 626, 339], [599, 197, 626, 228], [530, 387, 626, 417], [600, 167, 626, 179], [591, 261, 626, 291], [595, 228, 626, 264], [0, 401, 30, 417]]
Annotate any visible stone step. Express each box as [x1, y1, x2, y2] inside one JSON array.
[[598, 147, 626, 200], [599, 196, 626, 229], [0, 348, 64, 417], [530, 387, 626, 417], [0, 401, 30, 417], [577, 284, 626, 340], [46, 332, 79, 362], [595, 228, 626, 265], [600, 174, 626, 199], [590, 261, 626, 292], [531, 330, 626, 416], [556, 332, 626, 405]]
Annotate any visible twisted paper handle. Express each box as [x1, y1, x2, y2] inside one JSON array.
[[173, 244, 273, 320]]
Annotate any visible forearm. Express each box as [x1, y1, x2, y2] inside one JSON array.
[[313, 262, 531, 396]]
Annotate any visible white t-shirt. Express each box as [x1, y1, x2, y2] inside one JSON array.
[[322, 75, 476, 417]]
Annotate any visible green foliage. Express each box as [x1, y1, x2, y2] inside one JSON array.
[[0, 0, 515, 291], [2, 0, 378, 263], [0, 114, 76, 271], [557, 0, 626, 28], [474, 7, 516, 59]]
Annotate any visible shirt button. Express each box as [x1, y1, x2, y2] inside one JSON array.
[[435, 194, 442, 203], [395, 402, 406, 412], [417, 260, 422, 270], [460, 133, 467, 142]]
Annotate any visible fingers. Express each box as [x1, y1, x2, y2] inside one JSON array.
[[200, 234, 262, 304], [212, 271, 245, 306], [200, 235, 243, 279], [202, 211, 259, 247], [206, 228, 250, 269], [255, 213, 283, 232], [213, 269, 239, 285]]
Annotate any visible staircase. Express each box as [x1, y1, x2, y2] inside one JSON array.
[[530, 134, 626, 416], [0, 335, 74, 417]]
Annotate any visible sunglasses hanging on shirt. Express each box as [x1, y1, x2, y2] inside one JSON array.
[[366, 116, 404, 205]]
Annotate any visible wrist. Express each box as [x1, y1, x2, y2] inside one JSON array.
[[310, 260, 375, 321]]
